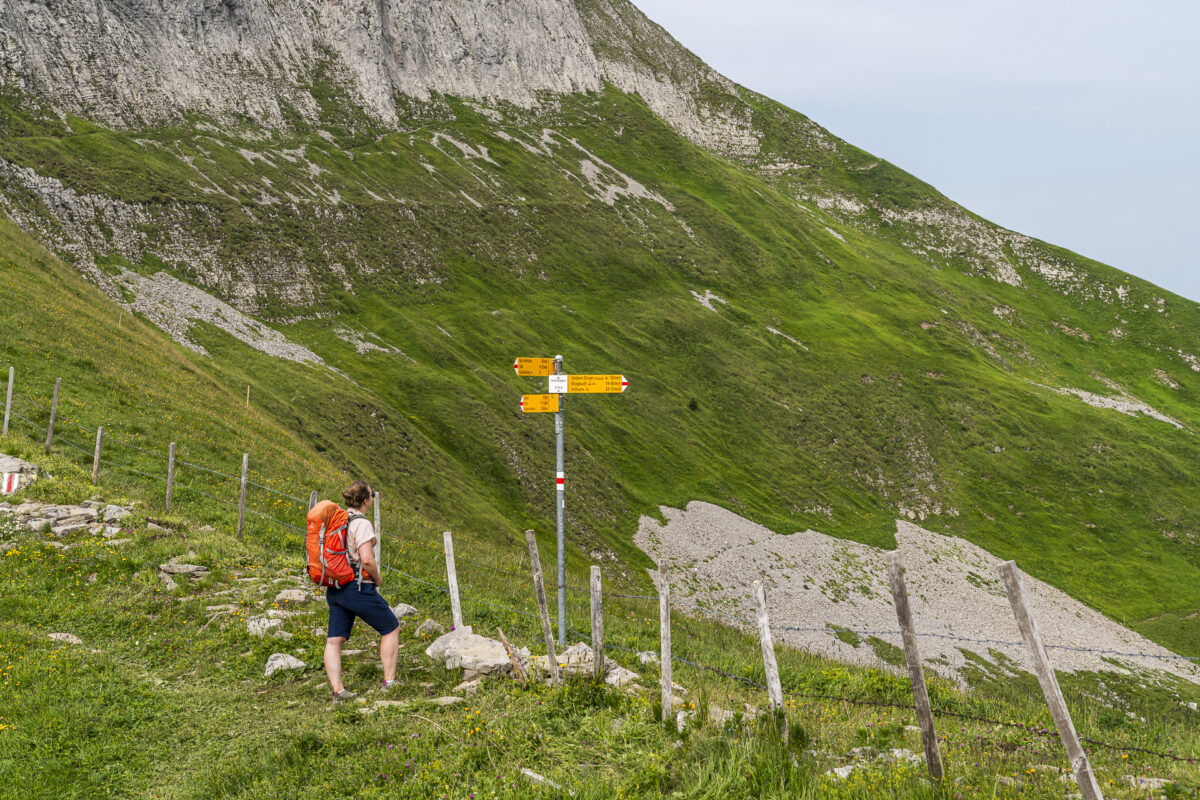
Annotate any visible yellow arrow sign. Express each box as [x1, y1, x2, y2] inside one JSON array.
[[567, 374, 629, 394], [520, 394, 561, 413], [513, 357, 556, 377]]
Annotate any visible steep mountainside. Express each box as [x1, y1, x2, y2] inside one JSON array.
[[0, 0, 1197, 657]]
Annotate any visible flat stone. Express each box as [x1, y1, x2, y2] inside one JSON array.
[[104, 538, 132, 546], [1122, 776, 1172, 790], [432, 696, 464, 707], [206, 604, 237, 612], [147, 522, 166, 531], [453, 678, 482, 694], [274, 589, 309, 603], [158, 571, 178, 590], [102, 505, 130, 522], [48, 632, 82, 645], [264, 653, 305, 677], [27, 518, 52, 532], [413, 619, 444, 638], [425, 630, 512, 676], [52, 523, 90, 537], [358, 700, 409, 715], [391, 603, 418, 618], [247, 615, 283, 636], [272, 630, 294, 640], [160, 562, 207, 575]]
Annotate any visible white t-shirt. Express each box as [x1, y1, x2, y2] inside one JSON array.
[[346, 514, 376, 583]]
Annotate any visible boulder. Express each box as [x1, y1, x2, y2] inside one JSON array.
[[247, 615, 283, 636], [528, 641, 639, 686], [274, 589, 309, 603], [414, 619, 444, 638], [432, 696, 465, 707], [52, 523, 90, 537], [48, 632, 82, 645], [264, 653, 305, 677], [27, 519, 52, 532], [425, 630, 512, 676], [160, 562, 210, 581], [0, 455, 39, 495], [391, 603, 418, 619], [158, 571, 178, 590], [637, 651, 659, 665]]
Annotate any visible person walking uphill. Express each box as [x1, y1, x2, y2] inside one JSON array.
[[320, 481, 400, 701]]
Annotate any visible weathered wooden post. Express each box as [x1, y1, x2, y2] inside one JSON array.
[[752, 580, 788, 743], [3, 367, 13, 437], [590, 565, 604, 681], [44, 378, 61, 453], [525, 530, 560, 685], [91, 427, 104, 485], [885, 551, 944, 780], [308, 490, 318, 510], [236, 453, 248, 537], [659, 562, 672, 724], [165, 443, 176, 511], [999, 561, 1103, 800], [443, 530, 464, 631]]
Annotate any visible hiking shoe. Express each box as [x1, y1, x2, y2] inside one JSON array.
[[381, 679, 400, 691], [332, 689, 357, 702]]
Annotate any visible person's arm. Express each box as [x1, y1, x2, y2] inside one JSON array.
[[358, 539, 382, 586]]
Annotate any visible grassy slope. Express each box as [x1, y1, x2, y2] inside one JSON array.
[[0, 81, 1198, 662]]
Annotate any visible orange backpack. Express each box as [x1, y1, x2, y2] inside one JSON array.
[[306, 501, 359, 588]]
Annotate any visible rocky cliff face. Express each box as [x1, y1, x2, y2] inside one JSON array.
[[0, 0, 604, 127]]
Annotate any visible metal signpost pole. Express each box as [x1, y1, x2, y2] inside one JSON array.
[[554, 354, 566, 648]]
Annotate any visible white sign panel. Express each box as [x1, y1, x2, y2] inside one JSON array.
[[548, 374, 568, 394]]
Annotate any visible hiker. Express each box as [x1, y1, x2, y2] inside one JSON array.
[[322, 480, 400, 700]]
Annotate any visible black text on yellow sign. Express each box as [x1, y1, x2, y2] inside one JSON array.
[[513, 357, 556, 377], [520, 394, 561, 413], [566, 374, 629, 394]]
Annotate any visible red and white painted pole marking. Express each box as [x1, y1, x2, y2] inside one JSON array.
[[556, 471, 565, 492]]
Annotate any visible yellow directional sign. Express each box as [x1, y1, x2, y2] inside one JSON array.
[[520, 394, 561, 413], [513, 357, 556, 377], [567, 374, 629, 394]]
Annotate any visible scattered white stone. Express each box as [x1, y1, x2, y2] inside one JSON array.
[[274, 589, 308, 603], [414, 619, 444, 638], [432, 696, 464, 707], [637, 651, 658, 666], [391, 603, 418, 619], [264, 653, 305, 677], [48, 632, 82, 645], [158, 571, 178, 590], [690, 289, 727, 312], [520, 768, 570, 795], [247, 616, 283, 637], [1122, 776, 1172, 790]]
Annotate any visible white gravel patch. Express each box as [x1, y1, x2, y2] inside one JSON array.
[[635, 502, 1200, 686]]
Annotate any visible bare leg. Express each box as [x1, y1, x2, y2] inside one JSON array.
[[380, 629, 399, 683], [324, 636, 347, 693]]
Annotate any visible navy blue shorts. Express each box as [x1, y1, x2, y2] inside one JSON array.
[[326, 582, 400, 640]]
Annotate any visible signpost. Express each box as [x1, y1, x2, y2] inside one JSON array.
[[513, 354, 629, 647]]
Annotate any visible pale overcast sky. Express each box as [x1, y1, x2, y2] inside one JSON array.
[[634, 0, 1200, 302]]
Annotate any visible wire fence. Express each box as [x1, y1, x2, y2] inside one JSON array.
[[5, 370, 1200, 774]]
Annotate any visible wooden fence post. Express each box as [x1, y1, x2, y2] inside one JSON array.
[[752, 580, 788, 743], [44, 378, 61, 453], [999, 561, 1103, 800], [374, 491, 382, 570], [236, 453, 248, 537], [885, 551, 944, 781], [165, 443, 176, 512], [525, 530, 560, 685], [443, 530, 464, 631], [659, 562, 672, 724], [308, 490, 318, 510], [3, 366, 12, 437], [91, 427, 104, 485], [590, 565, 604, 681]]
